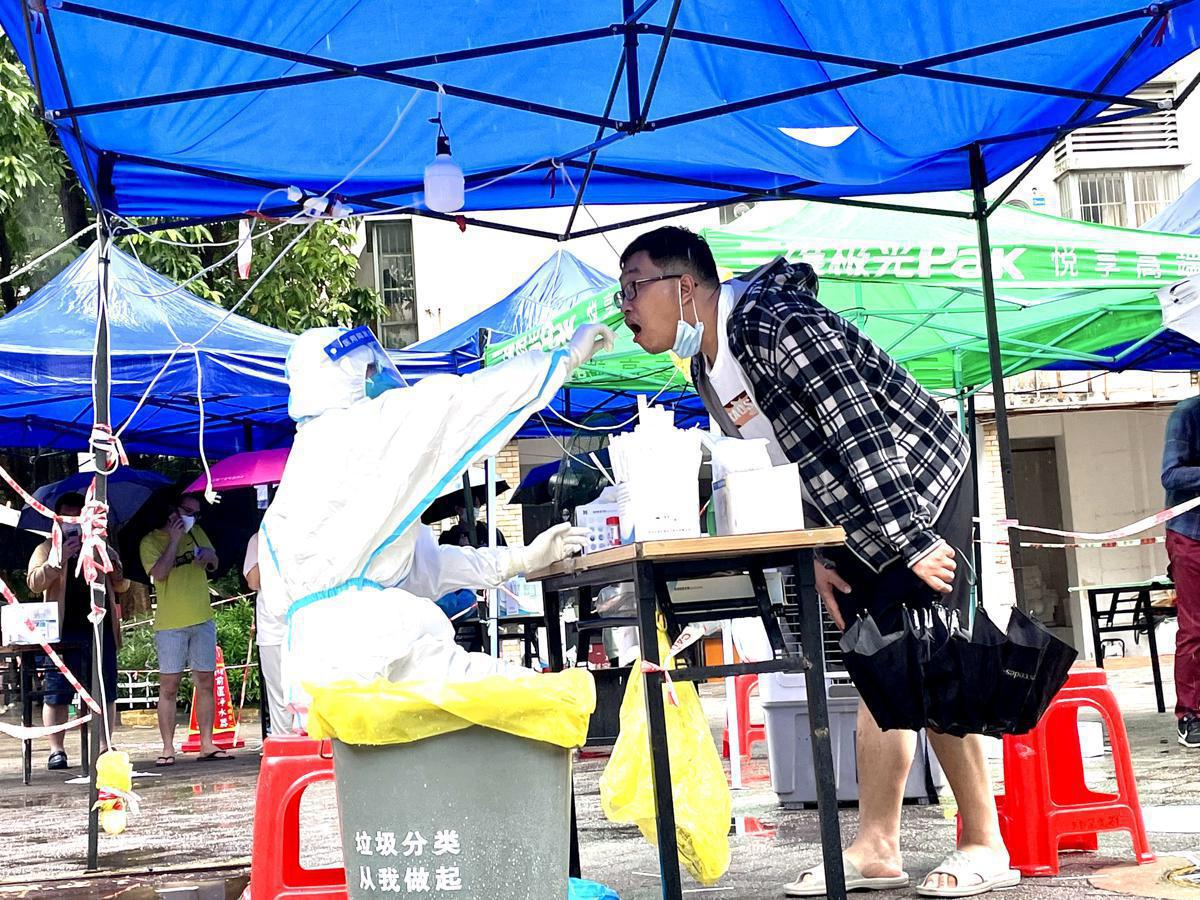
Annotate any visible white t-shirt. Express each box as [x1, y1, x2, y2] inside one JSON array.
[[705, 285, 789, 466], [244, 532, 286, 647]]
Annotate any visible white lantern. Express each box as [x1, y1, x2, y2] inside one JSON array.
[[424, 132, 464, 213]]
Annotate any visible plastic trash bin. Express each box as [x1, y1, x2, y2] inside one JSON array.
[[333, 726, 572, 900], [761, 674, 944, 807]]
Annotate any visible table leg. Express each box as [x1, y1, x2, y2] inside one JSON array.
[[544, 589, 565, 672], [1141, 592, 1166, 714], [21, 651, 32, 786], [637, 561, 683, 900], [542, 588, 580, 876], [1088, 591, 1104, 667], [80, 646, 91, 777], [796, 551, 846, 900]]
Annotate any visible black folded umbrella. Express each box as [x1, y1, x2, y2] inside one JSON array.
[[839, 609, 926, 732], [924, 604, 1007, 737], [1003, 607, 1077, 735]]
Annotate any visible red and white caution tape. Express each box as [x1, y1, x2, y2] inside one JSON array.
[[997, 495, 1200, 542], [0, 716, 93, 742], [640, 659, 680, 707], [985, 535, 1166, 550], [0, 575, 103, 717]]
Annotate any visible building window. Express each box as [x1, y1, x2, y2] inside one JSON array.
[[372, 221, 418, 347], [1054, 82, 1179, 163], [1057, 168, 1181, 228]]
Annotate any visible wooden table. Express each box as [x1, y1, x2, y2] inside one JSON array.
[[5, 642, 93, 784], [528, 528, 848, 900], [1079, 578, 1177, 714]]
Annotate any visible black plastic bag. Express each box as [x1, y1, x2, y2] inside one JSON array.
[[839, 609, 926, 732]]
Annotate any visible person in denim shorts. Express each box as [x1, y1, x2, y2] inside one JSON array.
[[139, 494, 229, 765]]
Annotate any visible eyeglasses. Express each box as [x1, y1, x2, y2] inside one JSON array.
[[613, 274, 682, 306]]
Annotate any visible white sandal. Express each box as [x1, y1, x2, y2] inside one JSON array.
[[914, 850, 1020, 898], [785, 857, 910, 897]]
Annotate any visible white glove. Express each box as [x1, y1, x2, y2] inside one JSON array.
[[566, 324, 615, 372], [508, 523, 590, 577]]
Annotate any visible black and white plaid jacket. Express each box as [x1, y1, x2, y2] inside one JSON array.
[[692, 257, 969, 572]]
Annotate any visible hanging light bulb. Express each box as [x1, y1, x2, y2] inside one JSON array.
[[424, 115, 464, 214]]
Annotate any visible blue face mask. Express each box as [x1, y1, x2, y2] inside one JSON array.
[[671, 285, 704, 358]]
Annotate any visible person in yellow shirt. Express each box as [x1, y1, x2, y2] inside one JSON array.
[[139, 494, 229, 765]]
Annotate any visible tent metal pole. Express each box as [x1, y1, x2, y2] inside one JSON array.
[[970, 144, 1026, 611], [966, 391, 984, 612], [622, 0, 643, 124], [40, 6, 113, 872], [986, 10, 1162, 215], [51, 3, 622, 130], [18, 0, 47, 116], [564, 54, 627, 238], [642, 4, 1177, 76], [649, 66, 1157, 132], [486, 457, 500, 656], [85, 224, 113, 873], [50, 27, 617, 120], [636, 0, 682, 127]]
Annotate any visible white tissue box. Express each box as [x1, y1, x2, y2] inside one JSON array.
[[617, 481, 700, 542], [713, 465, 805, 536], [2, 602, 60, 646]]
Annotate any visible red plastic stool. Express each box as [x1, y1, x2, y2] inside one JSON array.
[[722, 674, 767, 759], [991, 669, 1154, 876], [251, 735, 347, 898]]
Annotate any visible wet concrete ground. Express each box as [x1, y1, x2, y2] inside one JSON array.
[[0, 660, 1196, 899]]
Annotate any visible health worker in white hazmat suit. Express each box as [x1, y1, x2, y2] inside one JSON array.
[[258, 323, 613, 709]]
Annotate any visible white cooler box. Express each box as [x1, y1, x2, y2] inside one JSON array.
[[1, 602, 60, 646], [761, 672, 944, 807]]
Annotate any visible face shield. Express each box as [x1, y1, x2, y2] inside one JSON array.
[[323, 326, 408, 399]]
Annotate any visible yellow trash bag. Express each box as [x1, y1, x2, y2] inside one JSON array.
[[307, 668, 595, 749], [598, 632, 731, 885]]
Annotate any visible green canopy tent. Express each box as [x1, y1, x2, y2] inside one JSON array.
[[487, 198, 1200, 394], [486, 200, 1200, 605]]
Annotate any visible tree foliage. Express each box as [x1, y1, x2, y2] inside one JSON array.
[[2, 34, 385, 333], [120, 220, 387, 333]]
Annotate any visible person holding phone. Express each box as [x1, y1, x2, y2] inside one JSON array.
[[27, 491, 125, 770], [139, 493, 227, 765]]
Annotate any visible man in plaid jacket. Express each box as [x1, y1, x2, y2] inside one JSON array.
[[618, 227, 1015, 898]]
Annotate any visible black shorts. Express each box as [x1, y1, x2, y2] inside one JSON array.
[[827, 474, 975, 633]]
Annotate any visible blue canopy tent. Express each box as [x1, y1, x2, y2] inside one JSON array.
[[0, 243, 458, 456], [4, 0, 1200, 877], [2, 3, 1197, 226], [405, 247, 703, 434], [410, 249, 612, 360]]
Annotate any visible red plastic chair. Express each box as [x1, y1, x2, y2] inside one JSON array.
[[992, 669, 1154, 876], [250, 735, 347, 898], [722, 674, 767, 759]]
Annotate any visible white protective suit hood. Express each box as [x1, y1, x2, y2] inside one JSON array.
[[286, 327, 370, 422], [259, 330, 573, 709]]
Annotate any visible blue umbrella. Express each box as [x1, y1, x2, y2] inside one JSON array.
[[17, 468, 173, 532]]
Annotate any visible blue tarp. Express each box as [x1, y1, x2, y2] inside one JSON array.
[[0, 244, 458, 456], [411, 250, 612, 358], [2, 3, 1196, 222], [1145, 175, 1200, 235]]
